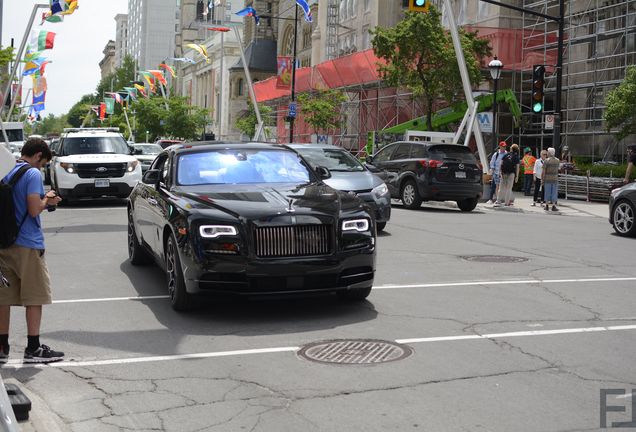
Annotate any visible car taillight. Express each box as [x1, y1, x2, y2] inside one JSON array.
[[419, 159, 442, 168]]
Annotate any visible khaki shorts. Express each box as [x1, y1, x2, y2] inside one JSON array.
[[0, 245, 52, 306]]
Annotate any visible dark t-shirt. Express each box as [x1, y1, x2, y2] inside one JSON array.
[[629, 152, 636, 164]]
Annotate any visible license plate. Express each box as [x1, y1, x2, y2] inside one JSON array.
[[455, 171, 466, 179], [95, 179, 110, 188]]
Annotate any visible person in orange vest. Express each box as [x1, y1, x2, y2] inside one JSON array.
[[522, 147, 537, 196]]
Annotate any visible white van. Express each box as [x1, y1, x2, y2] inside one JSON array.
[[1, 122, 25, 159]]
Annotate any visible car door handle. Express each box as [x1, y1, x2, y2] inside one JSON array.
[[147, 198, 158, 206]]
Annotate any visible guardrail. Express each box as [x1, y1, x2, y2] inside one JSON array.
[[559, 173, 623, 202]]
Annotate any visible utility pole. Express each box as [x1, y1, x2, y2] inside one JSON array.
[[288, 4, 298, 143]]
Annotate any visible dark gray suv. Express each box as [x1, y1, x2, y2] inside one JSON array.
[[365, 141, 482, 212]]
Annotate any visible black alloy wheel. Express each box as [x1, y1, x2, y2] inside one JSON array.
[[337, 287, 372, 301], [401, 180, 422, 210], [127, 210, 151, 265], [166, 234, 193, 311], [457, 198, 478, 212], [612, 200, 636, 237]]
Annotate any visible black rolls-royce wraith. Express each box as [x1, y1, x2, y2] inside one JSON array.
[[127, 142, 377, 310]]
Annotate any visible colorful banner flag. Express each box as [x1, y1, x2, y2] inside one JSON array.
[[147, 70, 167, 86], [99, 102, 106, 121], [30, 30, 56, 51], [236, 7, 260, 25], [123, 87, 138, 100], [104, 97, 115, 114], [185, 43, 210, 64], [23, 58, 46, 76], [158, 63, 176, 78], [105, 92, 123, 105], [276, 56, 293, 89], [32, 76, 47, 96], [33, 90, 46, 112], [41, 11, 64, 24], [296, 0, 313, 22], [61, 0, 78, 16], [133, 83, 148, 98], [50, 0, 63, 15], [11, 84, 22, 106]]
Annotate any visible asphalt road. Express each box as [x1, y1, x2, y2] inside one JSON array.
[[2, 199, 636, 432]]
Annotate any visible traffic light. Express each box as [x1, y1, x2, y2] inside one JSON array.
[[409, 0, 431, 13], [531, 65, 545, 113]]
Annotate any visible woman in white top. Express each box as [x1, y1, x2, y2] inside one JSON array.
[[532, 150, 548, 205]]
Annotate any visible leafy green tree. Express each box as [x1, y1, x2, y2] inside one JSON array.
[[32, 113, 69, 135], [131, 97, 167, 142], [297, 89, 347, 134], [604, 66, 636, 141], [371, 7, 491, 130], [66, 94, 98, 127], [235, 102, 273, 138], [165, 96, 209, 140]]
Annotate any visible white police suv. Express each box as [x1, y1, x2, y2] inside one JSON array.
[[50, 128, 142, 201]]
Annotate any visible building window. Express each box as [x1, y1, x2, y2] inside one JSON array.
[[282, 25, 295, 56], [237, 78, 244, 96], [364, 0, 370, 12]]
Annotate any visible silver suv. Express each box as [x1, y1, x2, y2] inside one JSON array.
[[50, 128, 142, 201]]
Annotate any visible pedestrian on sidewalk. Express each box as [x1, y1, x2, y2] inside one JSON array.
[[496, 143, 520, 207], [487, 141, 508, 204], [541, 147, 560, 212], [532, 149, 548, 206], [623, 144, 636, 184], [0, 138, 65, 364], [522, 147, 536, 196]]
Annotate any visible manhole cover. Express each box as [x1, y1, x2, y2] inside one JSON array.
[[298, 339, 412, 365], [460, 255, 528, 263]]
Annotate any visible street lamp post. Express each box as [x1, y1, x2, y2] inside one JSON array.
[[488, 56, 503, 154], [289, 4, 299, 143]]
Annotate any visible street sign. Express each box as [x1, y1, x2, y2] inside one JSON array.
[[544, 114, 554, 130], [288, 102, 297, 119], [477, 112, 493, 134]]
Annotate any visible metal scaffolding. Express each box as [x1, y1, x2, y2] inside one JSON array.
[[519, 0, 636, 160]]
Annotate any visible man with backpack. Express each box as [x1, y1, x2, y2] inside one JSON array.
[[495, 143, 520, 207], [0, 137, 64, 363], [487, 141, 508, 204]]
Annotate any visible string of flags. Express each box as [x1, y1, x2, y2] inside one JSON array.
[[24, 0, 79, 121]]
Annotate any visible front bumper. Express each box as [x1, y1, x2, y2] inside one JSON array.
[[55, 167, 141, 198], [182, 251, 375, 296]]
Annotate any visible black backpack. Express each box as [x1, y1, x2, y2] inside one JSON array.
[[500, 153, 515, 174], [0, 164, 32, 249]]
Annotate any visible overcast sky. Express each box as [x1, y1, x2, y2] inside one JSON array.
[[2, 0, 128, 116]]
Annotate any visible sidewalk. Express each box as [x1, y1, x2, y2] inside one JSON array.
[[480, 192, 608, 218]]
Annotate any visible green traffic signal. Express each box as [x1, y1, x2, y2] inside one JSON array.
[[533, 102, 543, 113]]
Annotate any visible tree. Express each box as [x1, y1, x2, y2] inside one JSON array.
[[33, 113, 69, 135], [66, 94, 98, 127], [371, 7, 491, 130], [131, 96, 209, 142], [604, 66, 636, 141], [132, 97, 167, 142], [235, 102, 273, 139], [297, 89, 347, 134]]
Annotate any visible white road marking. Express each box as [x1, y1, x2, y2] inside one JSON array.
[[374, 276, 636, 290], [54, 295, 169, 304], [4, 324, 636, 369], [50, 276, 636, 304], [617, 392, 634, 400], [53, 207, 125, 212]]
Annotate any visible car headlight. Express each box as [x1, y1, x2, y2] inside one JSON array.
[[127, 160, 139, 172], [371, 183, 388, 198], [199, 225, 237, 238], [342, 218, 370, 232], [60, 162, 76, 174]]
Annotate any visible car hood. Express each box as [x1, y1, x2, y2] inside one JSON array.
[[323, 170, 383, 192], [57, 154, 137, 163], [175, 183, 361, 221]]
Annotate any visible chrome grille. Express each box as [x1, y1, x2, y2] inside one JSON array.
[[76, 163, 127, 179], [254, 225, 332, 257]]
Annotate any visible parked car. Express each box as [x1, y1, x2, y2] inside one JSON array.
[[609, 182, 636, 237], [289, 144, 391, 231], [127, 142, 377, 311], [155, 139, 183, 149], [50, 128, 142, 201], [365, 141, 482, 211], [132, 143, 162, 173]]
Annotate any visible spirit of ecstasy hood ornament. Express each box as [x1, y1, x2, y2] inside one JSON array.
[[286, 198, 295, 213]]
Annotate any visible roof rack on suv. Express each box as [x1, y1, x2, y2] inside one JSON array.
[[62, 127, 121, 133]]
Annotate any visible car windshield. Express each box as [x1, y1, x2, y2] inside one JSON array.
[[134, 144, 162, 155], [61, 136, 129, 156], [177, 148, 311, 185], [428, 145, 477, 163], [296, 148, 364, 172]]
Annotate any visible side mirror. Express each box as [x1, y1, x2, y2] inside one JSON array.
[[128, 145, 136, 155], [134, 148, 143, 155], [51, 150, 57, 157], [315, 166, 331, 180], [143, 169, 160, 186]]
